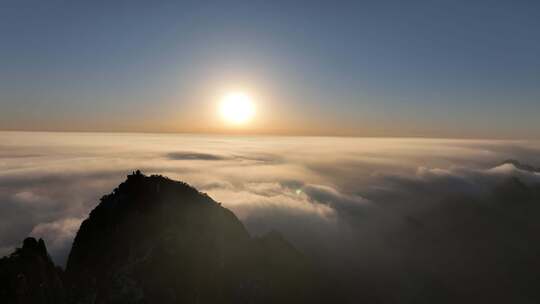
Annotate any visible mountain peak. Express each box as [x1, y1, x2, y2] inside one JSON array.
[[94, 171, 216, 218], [0, 238, 65, 303], [62, 172, 323, 303], [19, 237, 49, 259], [500, 159, 540, 173], [1, 172, 326, 303]]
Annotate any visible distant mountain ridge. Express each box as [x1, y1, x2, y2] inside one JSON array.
[[500, 159, 540, 172], [1, 171, 327, 304]]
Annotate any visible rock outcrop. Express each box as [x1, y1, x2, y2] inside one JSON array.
[[0, 237, 65, 304]]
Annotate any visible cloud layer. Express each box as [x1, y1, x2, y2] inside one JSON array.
[[1, 132, 540, 302]]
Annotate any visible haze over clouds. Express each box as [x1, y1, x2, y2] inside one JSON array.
[[1, 131, 540, 301]]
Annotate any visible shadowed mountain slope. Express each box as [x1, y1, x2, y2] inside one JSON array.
[[0, 237, 65, 303], [64, 171, 326, 303]]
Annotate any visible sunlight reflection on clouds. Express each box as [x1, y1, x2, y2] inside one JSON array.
[[0, 131, 539, 266]]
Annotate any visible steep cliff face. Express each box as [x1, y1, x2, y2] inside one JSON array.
[[65, 171, 322, 304], [0, 237, 65, 304]]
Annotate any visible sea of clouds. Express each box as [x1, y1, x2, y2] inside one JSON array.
[[1, 131, 540, 302]]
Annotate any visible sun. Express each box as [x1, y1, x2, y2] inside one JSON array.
[[219, 92, 255, 124]]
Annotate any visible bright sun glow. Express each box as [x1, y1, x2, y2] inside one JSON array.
[[220, 92, 255, 124]]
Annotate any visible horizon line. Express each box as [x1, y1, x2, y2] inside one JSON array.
[[0, 128, 535, 142]]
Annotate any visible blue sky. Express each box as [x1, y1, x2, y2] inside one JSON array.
[[1, 0, 539, 138]]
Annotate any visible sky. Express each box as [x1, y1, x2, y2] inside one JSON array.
[[1, 0, 539, 138]]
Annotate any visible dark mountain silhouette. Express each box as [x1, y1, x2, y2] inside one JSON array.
[[65, 171, 326, 303], [0, 171, 330, 303], [0, 237, 65, 303]]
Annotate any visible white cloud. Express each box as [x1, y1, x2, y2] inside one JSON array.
[[0, 131, 539, 272]]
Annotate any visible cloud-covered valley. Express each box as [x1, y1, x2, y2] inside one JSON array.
[[1, 132, 540, 302]]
